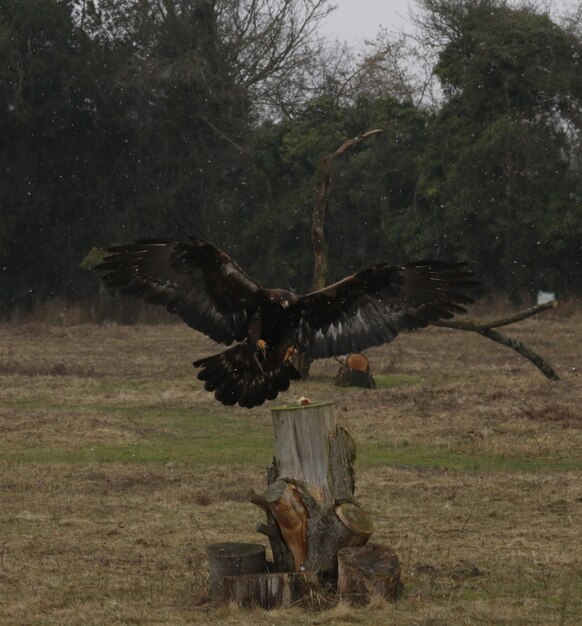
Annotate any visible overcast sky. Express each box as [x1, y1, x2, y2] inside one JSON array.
[[319, 0, 577, 47], [318, 0, 417, 46]]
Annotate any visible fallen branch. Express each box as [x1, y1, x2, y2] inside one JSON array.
[[432, 300, 559, 380]]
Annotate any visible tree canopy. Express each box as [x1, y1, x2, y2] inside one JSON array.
[[415, 0, 582, 293], [1, 0, 580, 317]]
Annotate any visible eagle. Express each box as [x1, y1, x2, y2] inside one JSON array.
[[97, 237, 477, 408]]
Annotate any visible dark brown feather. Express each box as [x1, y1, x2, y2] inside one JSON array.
[[193, 345, 300, 408], [293, 261, 478, 359], [97, 237, 261, 345]]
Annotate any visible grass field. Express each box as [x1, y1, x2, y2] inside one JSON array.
[[1, 313, 581, 625]]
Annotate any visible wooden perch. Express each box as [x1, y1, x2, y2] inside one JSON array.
[[433, 300, 559, 380], [223, 571, 319, 608], [334, 354, 376, 388], [336, 502, 375, 545], [219, 404, 400, 609], [251, 402, 375, 578]]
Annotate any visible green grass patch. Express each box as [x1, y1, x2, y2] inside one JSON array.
[[5, 428, 582, 472], [3, 436, 271, 465], [3, 384, 582, 472], [2, 409, 272, 465], [357, 441, 582, 472]]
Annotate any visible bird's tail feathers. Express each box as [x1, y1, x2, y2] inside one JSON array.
[[193, 344, 300, 409]]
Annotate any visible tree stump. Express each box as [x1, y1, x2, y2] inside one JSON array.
[[334, 354, 376, 388], [252, 401, 374, 579], [223, 571, 319, 608], [207, 542, 267, 599], [337, 544, 403, 604]]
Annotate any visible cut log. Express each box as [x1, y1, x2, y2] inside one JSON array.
[[334, 354, 376, 388], [223, 571, 319, 608], [252, 402, 375, 578], [207, 542, 266, 599], [335, 367, 376, 388], [337, 544, 403, 604], [335, 502, 374, 547], [263, 480, 308, 570]]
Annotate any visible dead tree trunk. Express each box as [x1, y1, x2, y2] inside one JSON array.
[[251, 402, 374, 579], [311, 130, 383, 293], [297, 129, 384, 379]]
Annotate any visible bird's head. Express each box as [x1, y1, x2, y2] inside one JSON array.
[[268, 289, 295, 310]]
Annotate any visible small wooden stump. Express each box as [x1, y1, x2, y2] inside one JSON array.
[[334, 354, 376, 388], [338, 544, 403, 604], [223, 571, 319, 608], [207, 542, 266, 600]]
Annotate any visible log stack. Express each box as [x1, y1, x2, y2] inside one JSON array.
[[207, 401, 402, 608]]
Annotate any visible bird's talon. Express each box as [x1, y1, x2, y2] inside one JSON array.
[[257, 339, 268, 354]]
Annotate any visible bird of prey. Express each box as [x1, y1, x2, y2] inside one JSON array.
[[97, 237, 477, 408]]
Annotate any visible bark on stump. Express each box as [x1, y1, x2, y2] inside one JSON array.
[[223, 571, 319, 608], [207, 542, 266, 600], [338, 544, 403, 604], [252, 401, 374, 579]]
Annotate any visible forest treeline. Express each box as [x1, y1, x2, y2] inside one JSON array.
[[1, 0, 581, 317]]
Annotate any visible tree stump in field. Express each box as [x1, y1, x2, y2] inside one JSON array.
[[207, 543, 267, 599], [252, 401, 374, 579], [338, 544, 403, 603], [334, 353, 376, 389], [207, 402, 401, 608]]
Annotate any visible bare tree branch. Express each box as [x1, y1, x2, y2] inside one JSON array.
[[291, 129, 386, 379], [433, 300, 560, 380], [311, 129, 384, 291], [201, 117, 250, 155], [432, 299, 558, 331]]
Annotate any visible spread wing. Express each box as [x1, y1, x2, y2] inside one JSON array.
[[293, 261, 477, 358], [97, 237, 262, 345]]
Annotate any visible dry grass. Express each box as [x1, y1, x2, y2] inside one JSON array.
[[1, 314, 581, 625]]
